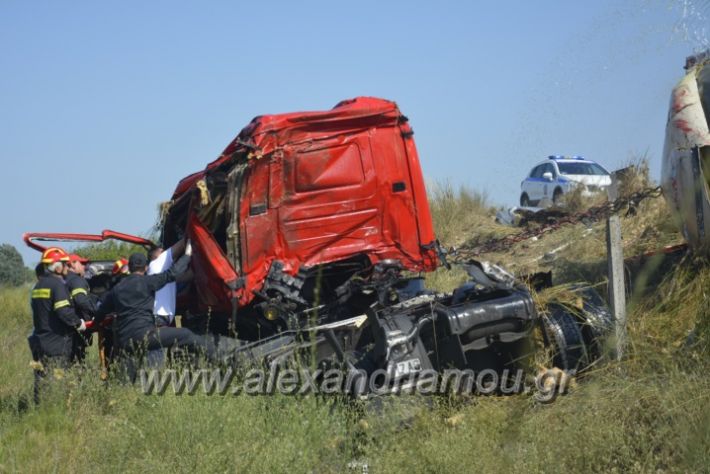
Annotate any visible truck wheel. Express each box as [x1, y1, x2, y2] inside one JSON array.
[[541, 306, 589, 372], [571, 286, 615, 362], [520, 193, 530, 207]]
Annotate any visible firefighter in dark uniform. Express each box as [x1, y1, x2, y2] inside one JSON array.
[[66, 254, 96, 317], [95, 257, 129, 377], [96, 242, 216, 361], [28, 247, 88, 402], [65, 254, 96, 362]]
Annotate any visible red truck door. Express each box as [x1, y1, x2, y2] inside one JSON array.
[[276, 135, 378, 266]]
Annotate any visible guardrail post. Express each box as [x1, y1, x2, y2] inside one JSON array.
[[606, 171, 627, 360]]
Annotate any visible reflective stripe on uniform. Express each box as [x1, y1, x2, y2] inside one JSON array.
[[31, 288, 51, 299], [53, 299, 71, 310], [71, 287, 88, 297]]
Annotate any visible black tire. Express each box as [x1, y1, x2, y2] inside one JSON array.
[[552, 188, 563, 206], [520, 193, 530, 207], [541, 306, 589, 373], [571, 286, 615, 362], [540, 286, 614, 373]]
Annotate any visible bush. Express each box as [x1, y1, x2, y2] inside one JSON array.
[[428, 181, 499, 246], [71, 240, 149, 262], [0, 244, 30, 287]]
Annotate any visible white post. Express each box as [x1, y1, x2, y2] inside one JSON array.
[[606, 172, 626, 360]]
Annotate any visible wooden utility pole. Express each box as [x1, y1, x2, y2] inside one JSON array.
[[606, 172, 626, 360]]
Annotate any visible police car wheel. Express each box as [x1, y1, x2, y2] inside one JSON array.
[[520, 193, 530, 207], [552, 189, 563, 205]]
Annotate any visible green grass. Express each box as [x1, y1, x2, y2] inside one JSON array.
[[2, 179, 709, 472]]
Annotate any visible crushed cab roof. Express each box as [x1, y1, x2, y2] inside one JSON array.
[[172, 97, 403, 199]]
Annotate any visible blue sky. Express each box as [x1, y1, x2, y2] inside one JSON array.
[[1, 1, 707, 265]]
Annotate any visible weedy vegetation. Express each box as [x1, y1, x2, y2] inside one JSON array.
[[1, 165, 708, 472]]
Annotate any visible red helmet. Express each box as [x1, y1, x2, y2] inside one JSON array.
[[41, 247, 70, 264], [112, 258, 129, 275], [69, 254, 89, 264]]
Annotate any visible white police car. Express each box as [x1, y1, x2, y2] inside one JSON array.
[[520, 156, 611, 207]]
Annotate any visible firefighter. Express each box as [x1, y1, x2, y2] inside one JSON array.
[[66, 254, 97, 316], [108, 257, 129, 289], [112, 257, 129, 278], [95, 256, 130, 373], [28, 247, 88, 402], [96, 242, 216, 362], [66, 254, 96, 361]]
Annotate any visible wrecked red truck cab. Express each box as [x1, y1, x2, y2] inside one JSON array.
[[162, 97, 439, 319]]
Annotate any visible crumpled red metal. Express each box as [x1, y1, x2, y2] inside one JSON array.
[[171, 97, 439, 313]]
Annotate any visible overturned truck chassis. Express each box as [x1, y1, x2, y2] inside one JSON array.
[[25, 98, 612, 394], [207, 261, 611, 396]]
